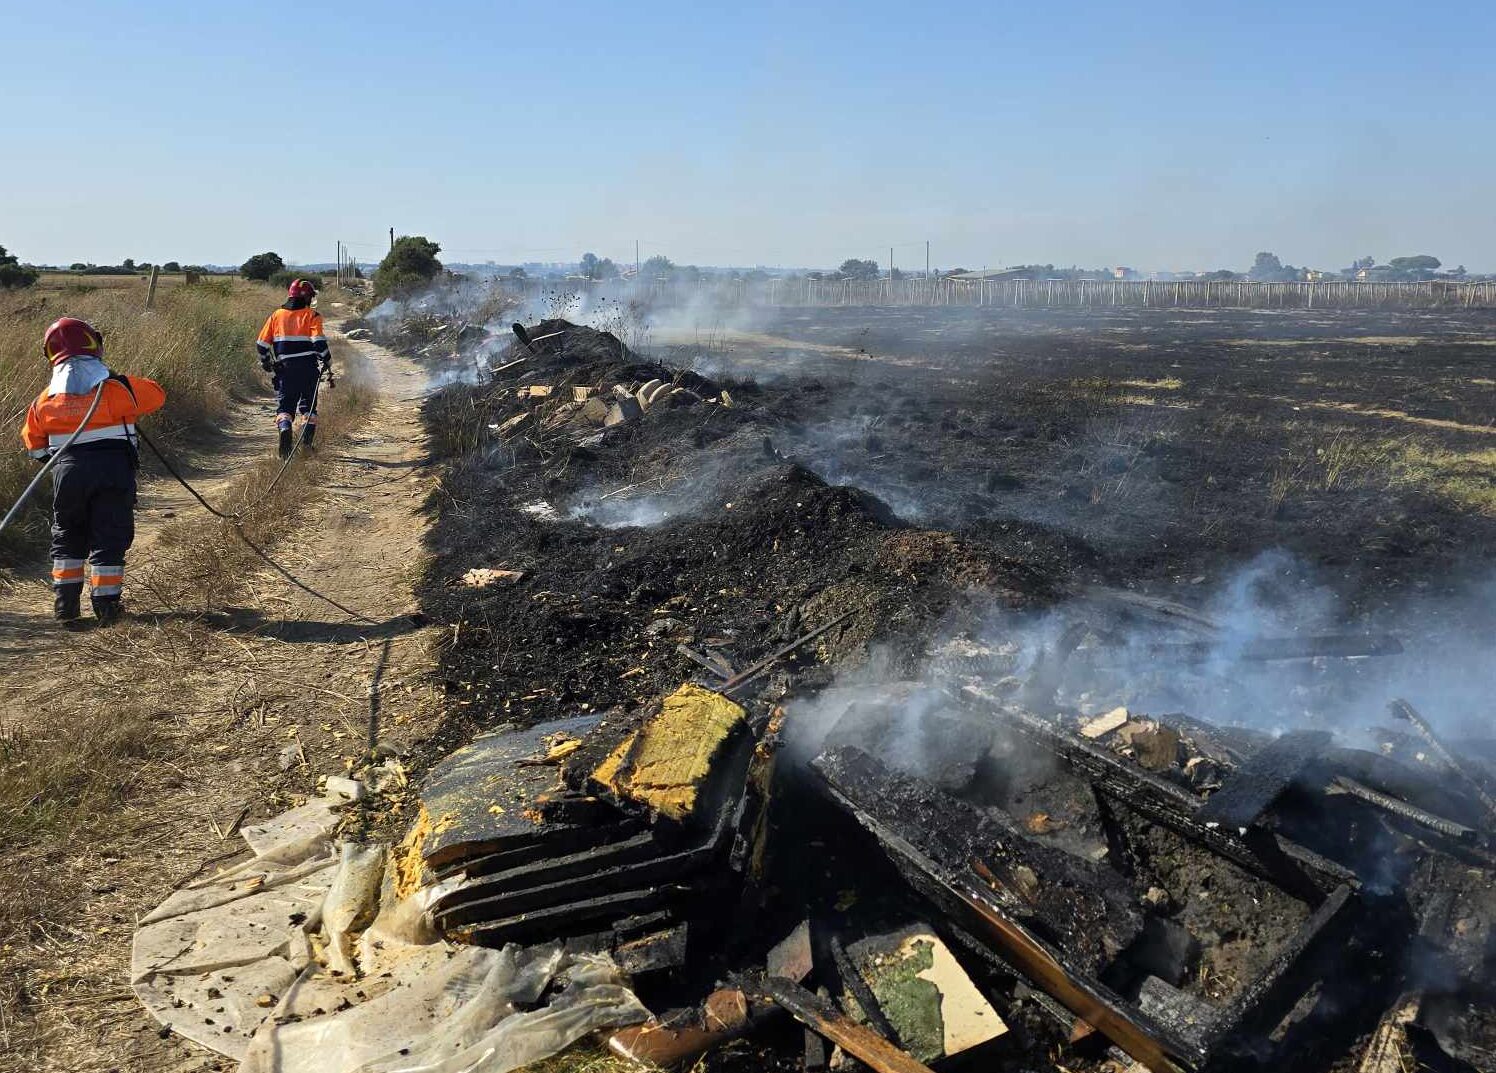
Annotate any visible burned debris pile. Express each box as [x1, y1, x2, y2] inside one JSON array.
[[372, 319, 1496, 1072]]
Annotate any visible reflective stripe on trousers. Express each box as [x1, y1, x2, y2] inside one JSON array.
[[89, 563, 124, 597]]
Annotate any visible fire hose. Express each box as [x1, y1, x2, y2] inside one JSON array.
[[0, 380, 106, 537], [0, 371, 371, 623]]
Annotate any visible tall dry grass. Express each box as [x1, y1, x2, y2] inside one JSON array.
[[0, 278, 276, 560]]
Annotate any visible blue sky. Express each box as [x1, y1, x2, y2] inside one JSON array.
[[4, 1, 1492, 271]]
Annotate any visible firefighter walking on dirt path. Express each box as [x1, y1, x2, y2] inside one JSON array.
[[256, 279, 332, 459], [21, 318, 166, 625]]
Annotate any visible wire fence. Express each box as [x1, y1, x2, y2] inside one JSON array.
[[496, 276, 1496, 311]]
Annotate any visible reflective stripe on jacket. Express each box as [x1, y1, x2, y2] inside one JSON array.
[[21, 362, 166, 458], [256, 307, 330, 364]]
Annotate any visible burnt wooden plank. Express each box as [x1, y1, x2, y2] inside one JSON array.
[[453, 885, 689, 946], [810, 747, 1202, 1073], [435, 811, 733, 929], [973, 697, 1356, 901], [758, 975, 939, 1073], [813, 746, 1143, 974], [1197, 730, 1332, 833]]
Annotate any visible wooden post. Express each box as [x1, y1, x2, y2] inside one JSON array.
[[144, 265, 160, 311]]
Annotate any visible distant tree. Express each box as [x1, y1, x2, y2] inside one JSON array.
[[890, 267, 905, 280], [241, 251, 286, 281], [122, 257, 136, 272], [1202, 269, 1239, 281], [837, 258, 880, 281], [0, 245, 39, 289], [579, 252, 619, 280], [69, 262, 88, 271], [1249, 251, 1282, 279], [1388, 255, 1441, 273], [162, 260, 182, 273], [641, 255, 676, 279], [506, 266, 528, 280], [373, 236, 442, 298]]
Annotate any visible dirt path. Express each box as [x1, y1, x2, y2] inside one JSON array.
[[0, 332, 445, 1072]]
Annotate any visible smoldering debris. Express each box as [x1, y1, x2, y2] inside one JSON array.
[[360, 308, 1496, 1072]]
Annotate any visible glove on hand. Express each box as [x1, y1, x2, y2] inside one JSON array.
[[259, 354, 275, 373]]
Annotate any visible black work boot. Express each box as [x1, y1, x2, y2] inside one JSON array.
[[54, 584, 82, 622], [302, 423, 317, 452], [91, 595, 124, 626], [278, 428, 294, 459]]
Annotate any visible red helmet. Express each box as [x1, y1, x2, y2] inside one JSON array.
[[42, 317, 105, 364], [287, 279, 317, 300]]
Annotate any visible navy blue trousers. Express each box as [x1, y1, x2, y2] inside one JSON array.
[[273, 357, 320, 432], [50, 444, 136, 596]]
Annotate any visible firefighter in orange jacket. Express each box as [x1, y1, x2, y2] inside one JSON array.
[[21, 318, 166, 624], [256, 279, 331, 458]]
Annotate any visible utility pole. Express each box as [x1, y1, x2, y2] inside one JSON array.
[[636, 239, 640, 278], [336, 242, 342, 289], [926, 240, 931, 279], [389, 227, 395, 252], [890, 246, 894, 279]]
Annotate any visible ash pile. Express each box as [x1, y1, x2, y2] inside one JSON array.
[[384, 320, 1496, 1072]]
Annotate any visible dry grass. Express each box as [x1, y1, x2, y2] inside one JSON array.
[[0, 279, 275, 559], [0, 292, 377, 1066], [1394, 443, 1496, 516]]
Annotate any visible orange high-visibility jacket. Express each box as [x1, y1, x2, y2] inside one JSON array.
[[256, 307, 330, 365], [21, 360, 166, 459]]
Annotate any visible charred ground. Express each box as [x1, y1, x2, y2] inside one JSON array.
[[362, 303, 1495, 1072]]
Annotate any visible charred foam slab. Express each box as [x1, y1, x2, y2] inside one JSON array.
[[812, 746, 1143, 975], [977, 698, 1356, 902], [450, 885, 691, 947], [433, 783, 738, 931], [417, 714, 605, 872], [809, 748, 1201, 1073], [1197, 730, 1332, 834]]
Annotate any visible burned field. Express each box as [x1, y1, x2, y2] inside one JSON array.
[[370, 304, 1494, 1072]]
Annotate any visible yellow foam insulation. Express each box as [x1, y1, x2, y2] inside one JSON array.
[[393, 805, 436, 899], [591, 683, 745, 821]]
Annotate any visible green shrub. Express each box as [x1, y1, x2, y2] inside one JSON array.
[[374, 236, 442, 299]]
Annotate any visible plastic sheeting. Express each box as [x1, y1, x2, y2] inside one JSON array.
[[132, 797, 651, 1071], [131, 796, 345, 1058], [240, 945, 649, 1073]]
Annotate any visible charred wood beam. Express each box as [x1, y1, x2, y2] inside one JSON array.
[[1139, 634, 1403, 663], [720, 611, 855, 695], [677, 642, 737, 680], [1390, 699, 1496, 825], [756, 974, 939, 1073], [1196, 730, 1331, 833], [971, 696, 1356, 902], [812, 748, 1201, 1073], [828, 934, 901, 1041], [813, 746, 1143, 973], [1327, 776, 1478, 844], [449, 884, 689, 946], [433, 819, 646, 881]]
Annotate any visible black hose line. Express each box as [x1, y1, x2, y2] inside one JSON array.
[[135, 423, 374, 624]]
